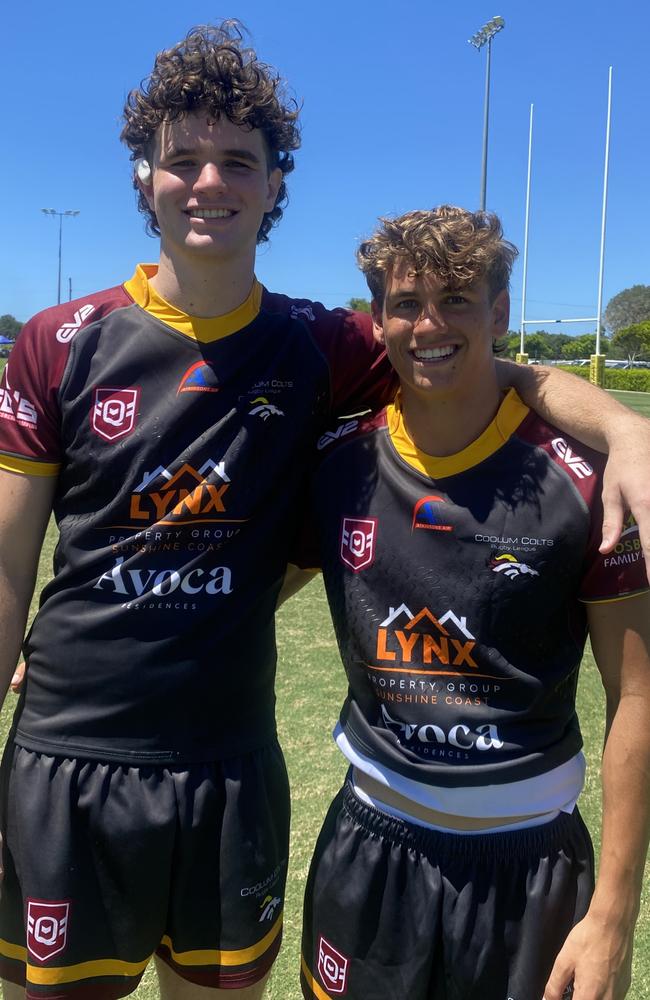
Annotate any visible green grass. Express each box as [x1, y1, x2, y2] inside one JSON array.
[[609, 388, 650, 418], [0, 384, 648, 998]]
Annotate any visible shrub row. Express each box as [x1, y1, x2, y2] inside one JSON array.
[[555, 366, 650, 392]]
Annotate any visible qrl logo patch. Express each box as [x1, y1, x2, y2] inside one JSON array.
[[26, 900, 70, 962], [317, 935, 349, 995], [91, 387, 140, 442], [340, 517, 377, 572]]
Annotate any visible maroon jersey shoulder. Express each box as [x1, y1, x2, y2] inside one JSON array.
[[515, 409, 647, 600], [261, 290, 395, 415], [0, 284, 133, 466]]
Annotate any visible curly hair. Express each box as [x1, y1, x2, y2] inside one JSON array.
[[121, 21, 301, 242], [357, 206, 518, 303]]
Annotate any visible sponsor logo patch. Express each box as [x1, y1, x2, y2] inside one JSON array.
[[125, 460, 231, 526], [55, 303, 96, 343], [290, 304, 316, 322], [0, 387, 38, 429], [317, 935, 349, 995], [490, 553, 540, 579], [177, 361, 220, 394], [412, 495, 453, 532], [551, 437, 593, 479], [375, 604, 477, 670], [340, 517, 377, 572], [258, 895, 282, 922], [27, 900, 70, 962], [91, 387, 140, 442], [248, 396, 284, 420], [317, 420, 359, 451]]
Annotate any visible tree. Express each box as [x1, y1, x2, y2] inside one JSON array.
[[604, 285, 650, 333], [560, 334, 604, 360], [0, 315, 22, 340], [347, 298, 371, 313], [610, 322, 650, 364]]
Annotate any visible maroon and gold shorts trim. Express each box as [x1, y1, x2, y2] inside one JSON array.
[[0, 743, 290, 998]]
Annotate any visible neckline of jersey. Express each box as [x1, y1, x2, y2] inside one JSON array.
[[123, 264, 263, 343], [386, 387, 530, 478]]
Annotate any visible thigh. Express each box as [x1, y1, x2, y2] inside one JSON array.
[[441, 810, 595, 1000], [301, 783, 443, 1000], [155, 959, 270, 999], [0, 746, 177, 999], [157, 742, 291, 991]]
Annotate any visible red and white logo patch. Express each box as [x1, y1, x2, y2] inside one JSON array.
[[91, 387, 140, 442], [317, 935, 349, 995], [26, 900, 70, 962], [340, 517, 377, 572]]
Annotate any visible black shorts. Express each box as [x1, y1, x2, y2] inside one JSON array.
[[0, 742, 290, 999], [301, 782, 594, 1000]]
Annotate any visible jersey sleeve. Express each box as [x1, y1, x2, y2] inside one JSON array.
[[579, 506, 648, 603], [0, 315, 66, 476], [309, 306, 396, 415]]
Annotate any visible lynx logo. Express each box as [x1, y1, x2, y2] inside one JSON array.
[[340, 517, 377, 572], [91, 387, 140, 442], [317, 420, 359, 451], [26, 900, 70, 962], [317, 936, 349, 995], [290, 304, 316, 322], [490, 553, 540, 579], [94, 557, 233, 598], [375, 605, 477, 670], [248, 397, 284, 420], [55, 303, 96, 343], [0, 387, 38, 428], [177, 361, 220, 394], [551, 437, 593, 479], [258, 895, 281, 922], [127, 460, 230, 526], [412, 495, 453, 533]]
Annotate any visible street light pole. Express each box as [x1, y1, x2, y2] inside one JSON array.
[[469, 16, 505, 211], [41, 208, 80, 304]]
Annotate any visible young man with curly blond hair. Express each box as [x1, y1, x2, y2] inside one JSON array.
[[0, 22, 648, 1000], [297, 207, 650, 1000]]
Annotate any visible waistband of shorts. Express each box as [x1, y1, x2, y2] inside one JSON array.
[[340, 779, 587, 863]]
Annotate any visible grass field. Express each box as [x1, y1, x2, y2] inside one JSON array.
[[0, 384, 648, 998]]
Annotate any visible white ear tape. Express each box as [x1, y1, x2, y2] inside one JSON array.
[[135, 158, 152, 184]]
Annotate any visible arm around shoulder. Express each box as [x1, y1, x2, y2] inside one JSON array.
[[498, 358, 650, 567]]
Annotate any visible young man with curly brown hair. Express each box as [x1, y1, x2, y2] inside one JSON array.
[[0, 22, 648, 1000], [297, 207, 650, 1000]]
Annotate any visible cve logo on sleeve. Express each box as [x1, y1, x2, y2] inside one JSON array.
[[317, 935, 349, 995], [339, 517, 378, 572], [26, 899, 70, 962], [91, 387, 141, 442]]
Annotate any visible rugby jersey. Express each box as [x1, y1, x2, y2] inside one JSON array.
[[0, 266, 392, 763], [303, 389, 647, 787]]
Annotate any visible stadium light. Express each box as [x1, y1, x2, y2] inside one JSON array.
[[41, 208, 80, 305], [468, 16, 505, 211]]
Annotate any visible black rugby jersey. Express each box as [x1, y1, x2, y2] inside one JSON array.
[[0, 267, 391, 763], [303, 390, 647, 787]]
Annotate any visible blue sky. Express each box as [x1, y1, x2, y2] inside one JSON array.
[[2, 0, 648, 332]]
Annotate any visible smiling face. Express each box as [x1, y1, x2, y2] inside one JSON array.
[[138, 112, 282, 270], [372, 264, 509, 404]]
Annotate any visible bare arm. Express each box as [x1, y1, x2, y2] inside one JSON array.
[[0, 469, 56, 709], [498, 359, 650, 566], [277, 563, 319, 608], [544, 593, 650, 1000]]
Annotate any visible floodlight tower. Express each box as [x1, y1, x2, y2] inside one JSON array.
[[468, 15, 505, 211], [41, 208, 80, 305]]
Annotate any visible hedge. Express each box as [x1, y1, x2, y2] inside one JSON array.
[[555, 366, 650, 391]]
